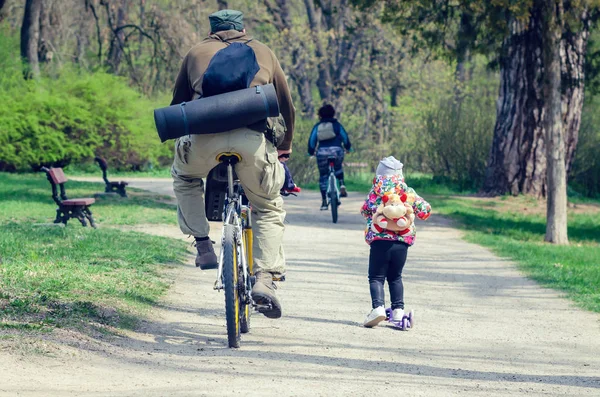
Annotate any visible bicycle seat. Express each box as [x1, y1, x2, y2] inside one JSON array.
[[216, 152, 242, 165], [205, 153, 243, 222]]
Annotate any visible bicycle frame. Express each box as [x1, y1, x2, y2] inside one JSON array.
[[214, 162, 252, 298], [325, 159, 340, 205]]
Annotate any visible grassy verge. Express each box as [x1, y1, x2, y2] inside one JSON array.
[[0, 173, 177, 226], [63, 164, 172, 178], [0, 172, 185, 332], [426, 192, 600, 312]]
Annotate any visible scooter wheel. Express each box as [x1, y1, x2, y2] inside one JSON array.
[[401, 318, 408, 331], [408, 310, 414, 329]]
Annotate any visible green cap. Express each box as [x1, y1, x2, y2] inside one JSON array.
[[209, 9, 244, 33]]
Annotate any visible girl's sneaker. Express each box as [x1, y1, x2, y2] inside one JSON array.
[[363, 306, 386, 328], [392, 308, 404, 322]]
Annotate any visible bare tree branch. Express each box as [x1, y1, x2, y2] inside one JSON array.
[[85, 0, 104, 63]]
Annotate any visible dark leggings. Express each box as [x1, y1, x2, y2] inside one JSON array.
[[368, 240, 409, 310]]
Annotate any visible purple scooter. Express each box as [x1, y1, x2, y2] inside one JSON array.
[[385, 308, 415, 331]]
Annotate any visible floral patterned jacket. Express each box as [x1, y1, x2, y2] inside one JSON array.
[[361, 175, 431, 245]]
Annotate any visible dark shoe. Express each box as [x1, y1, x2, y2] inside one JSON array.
[[194, 239, 218, 270], [251, 272, 282, 319], [320, 199, 328, 211], [340, 185, 348, 197]]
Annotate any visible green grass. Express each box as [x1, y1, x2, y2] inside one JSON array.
[[63, 164, 172, 178], [0, 172, 186, 332], [0, 173, 177, 226], [429, 194, 600, 312]]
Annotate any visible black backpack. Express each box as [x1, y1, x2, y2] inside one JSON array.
[[201, 39, 260, 98]]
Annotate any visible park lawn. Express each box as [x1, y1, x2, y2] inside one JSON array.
[[0, 172, 177, 226], [427, 194, 600, 312], [64, 164, 172, 178], [0, 172, 186, 332]]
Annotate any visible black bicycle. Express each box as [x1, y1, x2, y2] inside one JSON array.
[[325, 156, 341, 223]]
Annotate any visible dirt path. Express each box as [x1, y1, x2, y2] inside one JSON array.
[[2, 178, 599, 396]]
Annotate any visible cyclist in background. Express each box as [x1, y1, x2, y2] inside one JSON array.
[[307, 104, 352, 210]]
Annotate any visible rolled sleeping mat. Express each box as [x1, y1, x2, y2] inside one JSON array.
[[154, 84, 280, 142]]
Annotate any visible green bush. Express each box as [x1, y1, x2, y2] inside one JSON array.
[[0, 31, 172, 171], [419, 64, 497, 190], [285, 117, 319, 185], [571, 96, 600, 198]]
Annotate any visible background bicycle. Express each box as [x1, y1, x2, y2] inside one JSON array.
[[325, 156, 341, 224]]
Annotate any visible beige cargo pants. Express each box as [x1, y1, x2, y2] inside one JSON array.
[[171, 128, 286, 275]]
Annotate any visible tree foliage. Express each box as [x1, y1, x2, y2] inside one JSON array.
[[0, 29, 171, 171], [0, 0, 599, 200]]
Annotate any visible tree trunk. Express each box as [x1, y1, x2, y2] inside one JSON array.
[[482, 12, 546, 197], [289, 51, 315, 116], [455, 11, 474, 97], [262, 0, 315, 117], [561, 10, 589, 175], [327, 0, 364, 114], [38, 0, 53, 64], [481, 5, 589, 197], [0, 0, 8, 23], [278, 0, 315, 117], [304, 0, 332, 102], [20, 0, 43, 79], [217, 0, 228, 10], [390, 85, 401, 107], [108, 2, 128, 73], [543, 0, 569, 244]]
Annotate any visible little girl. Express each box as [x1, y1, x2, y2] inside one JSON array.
[[360, 156, 431, 328]]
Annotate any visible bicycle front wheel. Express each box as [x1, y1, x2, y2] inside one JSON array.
[[329, 175, 338, 223], [222, 224, 241, 348]]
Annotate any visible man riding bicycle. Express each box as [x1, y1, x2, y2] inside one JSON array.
[[307, 105, 352, 210], [170, 9, 295, 319]]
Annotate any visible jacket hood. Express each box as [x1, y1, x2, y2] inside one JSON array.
[[371, 174, 406, 197]]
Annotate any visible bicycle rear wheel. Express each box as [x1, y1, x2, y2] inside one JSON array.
[[222, 224, 241, 348], [329, 175, 338, 223]]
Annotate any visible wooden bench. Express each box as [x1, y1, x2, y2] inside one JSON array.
[[40, 167, 97, 228], [95, 157, 128, 198]]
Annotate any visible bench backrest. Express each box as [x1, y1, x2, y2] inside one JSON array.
[[94, 157, 110, 185], [48, 168, 68, 185]]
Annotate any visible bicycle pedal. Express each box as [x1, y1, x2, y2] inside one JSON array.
[[254, 303, 272, 311], [249, 275, 256, 287], [272, 275, 286, 282]]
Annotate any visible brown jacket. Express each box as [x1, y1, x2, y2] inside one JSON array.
[[171, 30, 295, 150]]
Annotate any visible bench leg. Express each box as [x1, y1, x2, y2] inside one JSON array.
[[117, 185, 127, 198], [77, 207, 89, 227], [54, 208, 63, 224], [55, 208, 69, 226], [83, 207, 97, 229]]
